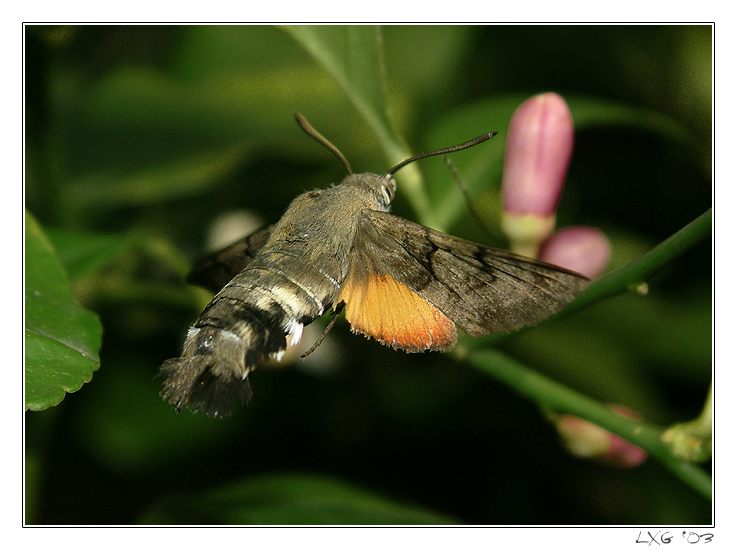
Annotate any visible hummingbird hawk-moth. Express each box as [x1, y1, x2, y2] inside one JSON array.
[[160, 114, 588, 417]]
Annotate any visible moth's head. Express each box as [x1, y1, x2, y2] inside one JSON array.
[[345, 173, 397, 209]]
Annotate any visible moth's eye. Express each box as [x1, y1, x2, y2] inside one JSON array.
[[381, 177, 396, 204], [381, 186, 391, 204]]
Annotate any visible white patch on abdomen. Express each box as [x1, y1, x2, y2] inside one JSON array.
[[286, 320, 304, 346], [268, 285, 310, 314]]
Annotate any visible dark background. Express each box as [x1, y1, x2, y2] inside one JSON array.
[[25, 25, 712, 524]]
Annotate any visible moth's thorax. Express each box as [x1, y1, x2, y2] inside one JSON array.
[[264, 172, 395, 260]]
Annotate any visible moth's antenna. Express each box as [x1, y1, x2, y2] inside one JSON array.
[[384, 131, 497, 177], [295, 113, 353, 174]]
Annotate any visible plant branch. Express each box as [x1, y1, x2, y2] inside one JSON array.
[[564, 209, 712, 314], [463, 349, 712, 500]]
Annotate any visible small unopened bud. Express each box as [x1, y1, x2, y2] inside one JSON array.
[[501, 93, 574, 257], [555, 405, 648, 468], [539, 226, 611, 278]]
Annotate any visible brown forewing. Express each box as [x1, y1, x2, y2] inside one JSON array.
[[351, 210, 589, 336]]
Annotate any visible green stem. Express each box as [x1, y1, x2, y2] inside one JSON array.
[[565, 209, 712, 314], [464, 349, 712, 500]]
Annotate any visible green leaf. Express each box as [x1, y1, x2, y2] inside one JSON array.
[[284, 26, 397, 158], [65, 144, 252, 215], [50, 62, 364, 221], [73, 65, 344, 154], [47, 228, 143, 281], [284, 25, 437, 226], [25, 212, 103, 411], [383, 26, 475, 103], [172, 26, 312, 80], [141, 472, 455, 524]]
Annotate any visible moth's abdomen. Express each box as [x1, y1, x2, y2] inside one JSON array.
[[160, 255, 334, 417], [160, 326, 253, 417]]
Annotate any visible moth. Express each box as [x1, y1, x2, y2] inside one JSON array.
[[161, 114, 587, 417]]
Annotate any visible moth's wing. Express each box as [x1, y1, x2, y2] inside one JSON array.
[[337, 265, 458, 352], [343, 210, 588, 339], [186, 224, 274, 293]]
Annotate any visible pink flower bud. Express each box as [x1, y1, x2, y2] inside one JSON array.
[[502, 92, 574, 216], [539, 226, 611, 278], [555, 405, 648, 468], [500, 93, 574, 257]]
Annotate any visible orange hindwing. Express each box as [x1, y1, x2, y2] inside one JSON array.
[[337, 272, 457, 352]]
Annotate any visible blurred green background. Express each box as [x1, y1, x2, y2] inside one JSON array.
[[24, 25, 712, 525]]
